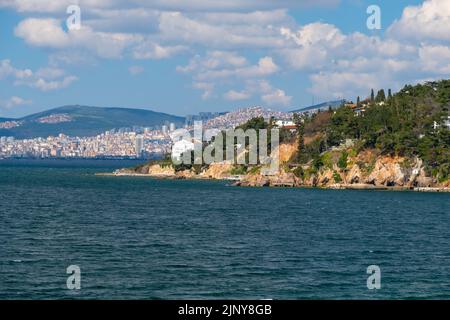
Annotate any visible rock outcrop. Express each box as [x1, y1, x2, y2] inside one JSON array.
[[115, 142, 448, 191], [239, 151, 446, 190]]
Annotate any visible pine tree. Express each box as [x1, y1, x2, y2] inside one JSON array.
[[357, 96, 361, 107], [388, 89, 392, 100], [370, 89, 375, 102], [293, 113, 305, 155], [376, 89, 386, 102]]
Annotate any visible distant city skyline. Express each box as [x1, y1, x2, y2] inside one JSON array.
[[0, 106, 295, 159], [1, 0, 448, 118]]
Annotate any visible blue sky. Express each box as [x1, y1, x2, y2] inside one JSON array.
[[0, 0, 448, 117]]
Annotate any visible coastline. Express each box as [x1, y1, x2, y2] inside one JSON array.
[[95, 172, 450, 193]]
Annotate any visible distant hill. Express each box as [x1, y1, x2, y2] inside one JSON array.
[[0, 105, 185, 139], [291, 100, 345, 113]]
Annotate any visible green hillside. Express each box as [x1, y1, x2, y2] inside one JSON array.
[[0, 105, 185, 138], [293, 80, 450, 182]]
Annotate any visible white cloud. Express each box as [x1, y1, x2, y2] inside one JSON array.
[[179, 55, 279, 81], [35, 67, 66, 79], [132, 42, 187, 59], [20, 75, 78, 91], [0, 96, 32, 109], [158, 11, 289, 49], [48, 50, 96, 66], [176, 51, 247, 74], [261, 89, 291, 106], [15, 18, 70, 48], [256, 80, 291, 106], [308, 72, 383, 100], [178, 53, 280, 100], [14, 16, 186, 60], [388, 0, 450, 42], [224, 90, 251, 101], [0, 59, 33, 79], [5, 0, 450, 105], [419, 45, 450, 74], [0, 59, 77, 91], [281, 22, 344, 47], [0, 0, 340, 13], [275, 2, 450, 101], [193, 81, 214, 100], [15, 18, 143, 59]]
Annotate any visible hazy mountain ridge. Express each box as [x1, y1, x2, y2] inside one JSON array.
[[291, 100, 345, 113], [0, 105, 185, 139]]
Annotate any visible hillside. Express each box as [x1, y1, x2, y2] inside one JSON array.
[[291, 100, 344, 113], [122, 80, 450, 190], [0, 105, 185, 138]]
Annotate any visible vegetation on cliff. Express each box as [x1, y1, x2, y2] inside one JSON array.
[[126, 80, 449, 188], [293, 80, 450, 183]]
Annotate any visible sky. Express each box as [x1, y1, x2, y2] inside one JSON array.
[[0, 0, 449, 118]]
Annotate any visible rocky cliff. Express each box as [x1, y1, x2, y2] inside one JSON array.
[[238, 147, 448, 190], [115, 142, 448, 191]]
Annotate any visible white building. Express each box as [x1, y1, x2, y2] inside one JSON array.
[[171, 139, 194, 161], [275, 120, 296, 130], [444, 116, 450, 130], [135, 135, 144, 156], [434, 116, 450, 130]]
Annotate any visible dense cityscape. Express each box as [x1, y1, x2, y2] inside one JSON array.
[[0, 107, 294, 159]]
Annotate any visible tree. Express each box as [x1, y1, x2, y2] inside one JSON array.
[[388, 89, 392, 101], [338, 151, 348, 170], [370, 89, 375, 102], [293, 113, 305, 153], [376, 89, 386, 102], [357, 96, 361, 107]]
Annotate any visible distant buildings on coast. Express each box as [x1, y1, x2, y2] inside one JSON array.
[[0, 107, 294, 160], [5, 102, 443, 161]]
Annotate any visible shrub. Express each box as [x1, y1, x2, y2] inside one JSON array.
[[333, 170, 342, 183], [292, 166, 304, 178], [338, 151, 348, 170]]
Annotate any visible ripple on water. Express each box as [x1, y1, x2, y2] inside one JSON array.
[[0, 161, 449, 299]]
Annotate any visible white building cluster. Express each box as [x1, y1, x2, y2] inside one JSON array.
[[203, 106, 292, 130], [0, 129, 172, 159], [0, 107, 296, 159]]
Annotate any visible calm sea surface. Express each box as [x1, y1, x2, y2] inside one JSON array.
[[0, 159, 449, 299]]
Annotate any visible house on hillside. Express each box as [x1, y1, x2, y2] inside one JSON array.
[[349, 98, 372, 116], [275, 120, 297, 131], [434, 116, 450, 131]]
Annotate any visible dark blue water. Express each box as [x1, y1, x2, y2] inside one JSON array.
[[0, 160, 449, 299]]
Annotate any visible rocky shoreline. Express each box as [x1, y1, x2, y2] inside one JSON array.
[[98, 143, 449, 193], [98, 165, 450, 193]]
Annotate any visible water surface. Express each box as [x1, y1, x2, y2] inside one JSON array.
[[0, 160, 449, 299]]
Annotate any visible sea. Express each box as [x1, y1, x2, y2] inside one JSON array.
[[0, 159, 449, 299]]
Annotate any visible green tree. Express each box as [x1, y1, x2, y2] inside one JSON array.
[[293, 113, 305, 155], [376, 89, 386, 102], [338, 151, 348, 170]]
